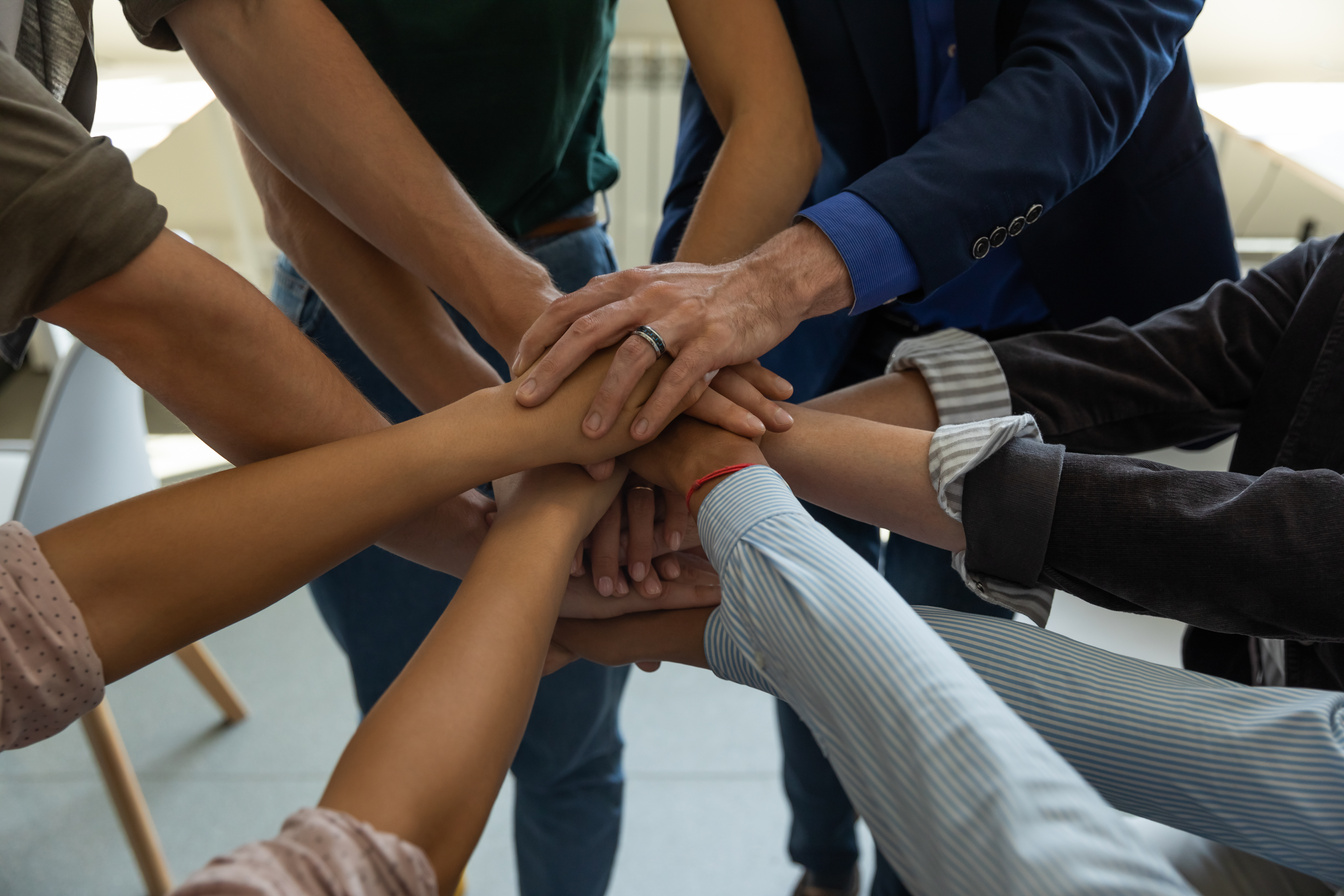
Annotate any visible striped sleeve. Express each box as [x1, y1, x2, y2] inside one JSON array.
[[697, 466, 1196, 896], [927, 416, 1058, 625], [886, 328, 1011, 424], [918, 606, 1344, 887]]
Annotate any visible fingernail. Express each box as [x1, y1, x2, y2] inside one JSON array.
[[633, 418, 650, 438], [666, 559, 681, 578], [775, 408, 794, 428], [585, 412, 603, 433], [668, 531, 682, 551], [598, 576, 613, 596], [631, 562, 646, 581], [571, 557, 581, 577], [518, 379, 536, 400], [510, 353, 521, 373], [647, 578, 662, 596], [747, 414, 765, 435], [616, 577, 629, 595]]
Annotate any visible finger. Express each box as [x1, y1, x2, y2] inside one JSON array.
[[584, 332, 661, 439], [683, 387, 767, 440], [512, 272, 631, 375], [655, 552, 682, 581], [590, 497, 622, 597], [517, 297, 648, 408], [629, 352, 723, 441], [710, 367, 794, 433], [636, 661, 663, 673], [626, 485, 656, 582], [634, 564, 663, 598], [614, 569, 630, 596], [729, 360, 794, 401], [571, 544, 585, 578], [661, 486, 689, 553], [584, 458, 617, 481]]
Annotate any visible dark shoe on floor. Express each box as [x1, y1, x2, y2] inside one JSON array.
[[792, 867, 860, 896]]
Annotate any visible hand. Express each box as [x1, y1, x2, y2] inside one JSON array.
[[558, 553, 720, 619], [585, 477, 691, 597], [511, 222, 850, 441], [629, 417, 766, 502], [493, 461, 629, 538], [511, 346, 697, 470]]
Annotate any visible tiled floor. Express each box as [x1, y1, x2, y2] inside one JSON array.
[[0, 364, 1223, 896]]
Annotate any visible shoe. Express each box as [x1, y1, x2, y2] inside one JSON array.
[[792, 867, 859, 896]]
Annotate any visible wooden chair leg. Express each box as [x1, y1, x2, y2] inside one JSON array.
[[82, 701, 174, 896], [175, 642, 249, 722]]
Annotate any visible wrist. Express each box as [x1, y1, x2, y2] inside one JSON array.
[[743, 221, 853, 324], [675, 446, 768, 516]]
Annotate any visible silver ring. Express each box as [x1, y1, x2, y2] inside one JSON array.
[[631, 325, 667, 359]]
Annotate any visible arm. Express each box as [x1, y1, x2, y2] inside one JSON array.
[[560, 431, 1196, 896], [157, 0, 553, 356], [37, 350, 660, 684], [319, 464, 626, 884], [237, 133, 502, 412], [992, 238, 1335, 453], [667, 0, 819, 265]]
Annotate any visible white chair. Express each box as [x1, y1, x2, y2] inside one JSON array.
[[3, 336, 247, 895]]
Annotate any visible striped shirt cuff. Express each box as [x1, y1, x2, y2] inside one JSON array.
[[887, 329, 1012, 425], [928, 416, 1057, 626]]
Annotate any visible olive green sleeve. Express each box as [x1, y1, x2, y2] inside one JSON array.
[[0, 52, 167, 353]]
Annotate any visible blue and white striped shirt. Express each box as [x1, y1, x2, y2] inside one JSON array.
[[697, 466, 1197, 896]]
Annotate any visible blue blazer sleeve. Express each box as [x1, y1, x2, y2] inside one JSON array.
[[848, 0, 1203, 292]]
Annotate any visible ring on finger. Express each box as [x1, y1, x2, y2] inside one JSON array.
[[631, 325, 667, 359]]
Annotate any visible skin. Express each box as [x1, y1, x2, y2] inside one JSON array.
[[513, 220, 853, 440], [36, 346, 714, 685], [547, 394, 966, 674], [225, 0, 814, 437]]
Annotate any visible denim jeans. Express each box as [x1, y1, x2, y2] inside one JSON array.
[[270, 206, 629, 896]]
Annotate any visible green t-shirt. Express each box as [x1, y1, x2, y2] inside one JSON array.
[[322, 0, 621, 238]]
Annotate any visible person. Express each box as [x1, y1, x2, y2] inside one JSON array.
[[548, 415, 1344, 894], [511, 4, 1237, 887], [0, 348, 713, 893], [542, 422, 1213, 896], [229, 4, 817, 888], [585, 232, 1344, 894]]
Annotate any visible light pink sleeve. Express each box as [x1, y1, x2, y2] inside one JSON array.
[[174, 806, 438, 896], [0, 521, 104, 751]]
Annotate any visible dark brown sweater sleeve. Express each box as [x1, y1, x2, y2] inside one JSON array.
[[0, 52, 166, 348]]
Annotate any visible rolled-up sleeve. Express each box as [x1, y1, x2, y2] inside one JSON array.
[[118, 0, 192, 51], [0, 53, 166, 362]]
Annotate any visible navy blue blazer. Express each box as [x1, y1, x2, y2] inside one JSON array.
[[654, 0, 1239, 337]]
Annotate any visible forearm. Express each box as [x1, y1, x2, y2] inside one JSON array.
[[801, 370, 939, 430], [921, 606, 1344, 884], [167, 0, 553, 354], [760, 406, 963, 551], [965, 444, 1344, 639], [38, 230, 386, 464], [36, 386, 529, 682], [697, 468, 1190, 895], [675, 124, 818, 265], [238, 133, 502, 410], [320, 470, 606, 884], [553, 608, 713, 670]]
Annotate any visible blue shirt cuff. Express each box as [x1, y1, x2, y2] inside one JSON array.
[[798, 192, 922, 316]]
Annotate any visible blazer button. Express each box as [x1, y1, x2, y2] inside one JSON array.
[[1008, 216, 1026, 237], [972, 236, 991, 259], [1025, 203, 1043, 224], [989, 226, 1008, 248]]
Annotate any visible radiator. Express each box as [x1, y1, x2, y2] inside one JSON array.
[[602, 39, 689, 268]]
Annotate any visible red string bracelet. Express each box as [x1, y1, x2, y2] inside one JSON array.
[[685, 463, 761, 511]]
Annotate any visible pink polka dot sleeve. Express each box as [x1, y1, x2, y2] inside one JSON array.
[[0, 521, 104, 751], [174, 806, 438, 896]]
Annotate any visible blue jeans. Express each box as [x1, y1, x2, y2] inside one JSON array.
[[270, 209, 629, 896]]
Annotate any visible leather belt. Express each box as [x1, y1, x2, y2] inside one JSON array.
[[522, 212, 600, 241]]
